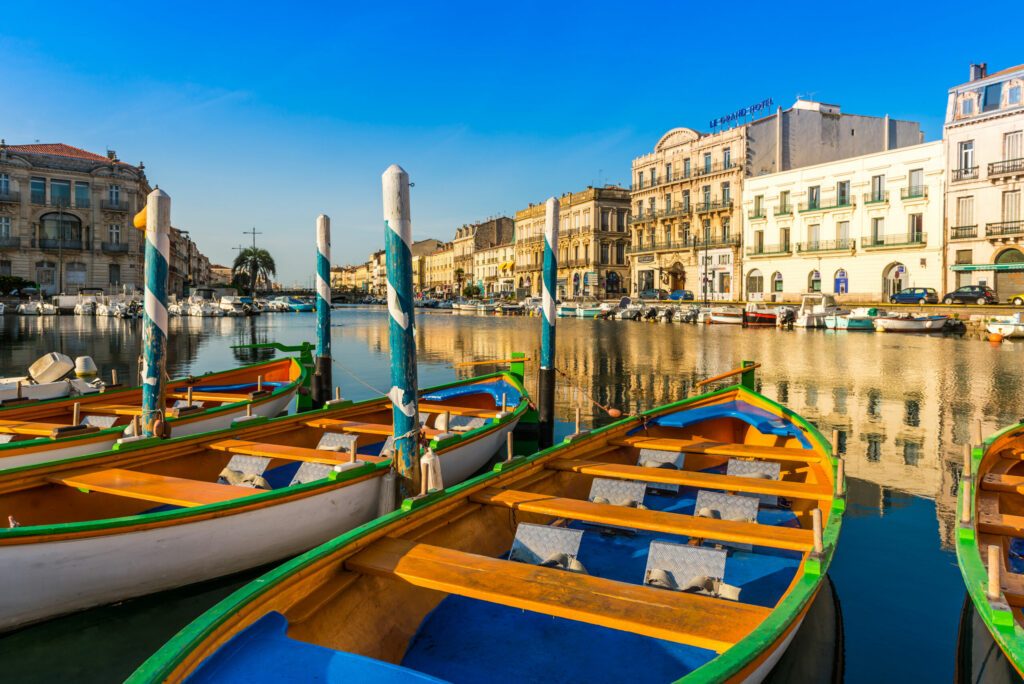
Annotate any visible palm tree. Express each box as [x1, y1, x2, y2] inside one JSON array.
[[232, 247, 277, 295]]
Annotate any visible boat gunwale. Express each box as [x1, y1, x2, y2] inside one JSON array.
[[0, 357, 305, 455], [127, 380, 842, 684], [0, 370, 527, 543]]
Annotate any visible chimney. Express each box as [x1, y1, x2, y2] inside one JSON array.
[[883, 114, 891, 151], [106, 149, 117, 160], [969, 63, 988, 81]]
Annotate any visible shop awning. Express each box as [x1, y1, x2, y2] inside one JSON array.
[[499, 261, 515, 271], [950, 263, 1024, 272]]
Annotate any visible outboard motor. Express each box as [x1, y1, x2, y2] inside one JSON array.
[[643, 306, 658, 320], [74, 356, 98, 379], [681, 305, 700, 324], [657, 307, 673, 322], [777, 306, 796, 329]]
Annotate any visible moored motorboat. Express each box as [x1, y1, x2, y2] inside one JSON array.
[[743, 303, 777, 327], [986, 312, 1024, 339], [0, 357, 304, 472], [709, 305, 744, 324], [130, 364, 843, 684], [793, 293, 837, 329], [575, 300, 604, 318], [0, 371, 530, 632], [872, 313, 949, 333], [956, 421, 1024, 679], [824, 307, 886, 331]]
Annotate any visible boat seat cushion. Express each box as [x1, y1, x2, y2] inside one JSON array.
[[726, 459, 781, 507]]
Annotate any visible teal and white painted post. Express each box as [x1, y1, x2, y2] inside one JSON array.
[[383, 164, 420, 494], [140, 188, 171, 437], [538, 196, 559, 448], [312, 213, 332, 407]]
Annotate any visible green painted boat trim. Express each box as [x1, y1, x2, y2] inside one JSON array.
[[0, 356, 309, 458], [956, 421, 1024, 673], [127, 380, 842, 684], [0, 370, 527, 541]]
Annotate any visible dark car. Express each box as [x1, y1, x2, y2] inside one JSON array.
[[668, 289, 695, 301], [638, 288, 668, 300], [889, 287, 938, 305], [942, 285, 998, 305]]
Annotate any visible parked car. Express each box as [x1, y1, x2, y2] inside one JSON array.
[[889, 287, 938, 305], [942, 285, 998, 305], [668, 289, 695, 301], [1008, 293, 1024, 306], [638, 288, 668, 300]]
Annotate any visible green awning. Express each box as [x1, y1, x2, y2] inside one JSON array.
[[950, 263, 1024, 272]]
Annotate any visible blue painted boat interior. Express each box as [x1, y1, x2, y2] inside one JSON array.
[[643, 399, 811, 448], [421, 378, 521, 408], [169, 381, 286, 393]]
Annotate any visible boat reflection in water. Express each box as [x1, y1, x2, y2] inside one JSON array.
[[956, 594, 1023, 684], [1, 309, 1020, 682]]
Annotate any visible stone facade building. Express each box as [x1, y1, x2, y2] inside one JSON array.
[[741, 141, 945, 302], [629, 101, 922, 299], [943, 63, 1024, 299], [0, 142, 150, 294], [452, 218, 513, 294], [513, 186, 631, 299], [423, 243, 454, 296]]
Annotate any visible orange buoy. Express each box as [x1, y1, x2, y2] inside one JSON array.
[[989, 333, 1004, 344]]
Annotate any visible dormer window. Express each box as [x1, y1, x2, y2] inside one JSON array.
[[962, 99, 974, 116]]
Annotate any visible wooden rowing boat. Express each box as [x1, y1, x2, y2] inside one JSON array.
[[955, 422, 1024, 678], [129, 364, 843, 683], [0, 371, 529, 631], [0, 358, 303, 472]]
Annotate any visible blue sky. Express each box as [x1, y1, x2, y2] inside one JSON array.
[[2, 1, 1020, 284]]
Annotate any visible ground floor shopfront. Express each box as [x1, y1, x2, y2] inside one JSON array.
[[947, 243, 1024, 303], [630, 247, 740, 301], [514, 266, 628, 300]]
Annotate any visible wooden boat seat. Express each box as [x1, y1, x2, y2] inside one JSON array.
[[48, 468, 258, 507], [546, 460, 832, 501], [84, 404, 143, 417], [167, 391, 244, 404], [0, 419, 98, 439], [208, 439, 388, 465], [609, 436, 817, 464], [416, 403, 498, 419], [981, 473, 1024, 494], [471, 488, 814, 552], [976, 494, 1024, 537], [303, 418, 441, 439], [345, 536, 771, 653]]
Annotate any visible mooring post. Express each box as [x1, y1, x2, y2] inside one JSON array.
[[383, 165, 420, 495], [538, 196, 559, 448], [138, 188, 171, 438], [312, 214, 333, 408]]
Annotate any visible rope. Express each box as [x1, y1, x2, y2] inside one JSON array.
[[553, 367, 625, 418], [331, 358, 387, 396]]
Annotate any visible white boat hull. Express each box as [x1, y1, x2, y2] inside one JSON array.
[[794, 313, 826, 328], [0, 380, 72, 404], [0, 389, 296, 473], [987, 322, 1024, 338], [0, 415, 517, 630], [873, 317, 947, 333], [709, 314, 743, 325]]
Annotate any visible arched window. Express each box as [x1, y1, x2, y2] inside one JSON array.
[[606, 271, 622, 294], [40, 212, 82, 245], [808, 270, 821, 293], [833, 268, 849, 295], [746, 269, 764, 294], [772, 272, 783, 293], [996, 248, 1024, 265]]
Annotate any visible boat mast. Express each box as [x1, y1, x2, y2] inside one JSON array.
[[312, 214, 333, 407], [137, 188, 171, 438], [383, 165, 421, 495], [538, 196, 560, 448]]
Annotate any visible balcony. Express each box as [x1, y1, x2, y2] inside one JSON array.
[[798, 198, 853, 213], [629, 211, 657, 225], [101, 241, 129, 254], [988, 158, 1024, 179], [627, 234, 739, 254], [986, 220, 1024, 237], [950, 225, 978, 240], [34, 238, 84, 250], [0, 236, 20, 249], [861, 232, 927, 249], [691, 161, 736, 178], [102, 199, 129, 212], [696, 199, 732, 213], [0, 191, 19, 204], [900, 186, 928, 200], [748, 209, 767, 220], [745, 243, 791, 257], [797, 238, 854, 253], [774, 205, 793, 217], [951, 167, 979, 182], [862, 192, 889, 205]]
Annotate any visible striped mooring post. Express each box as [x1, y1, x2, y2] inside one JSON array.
[[311, 214, 333, 407], [138, 188, 171, 437], [382, 164, 421, 495], [538, 196, 559, 448]]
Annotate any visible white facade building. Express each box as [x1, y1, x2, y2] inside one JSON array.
[[943, 63, 1024, 298], [741, 141, 945, 302]]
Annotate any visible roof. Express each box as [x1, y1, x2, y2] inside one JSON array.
[[987, 63, 1024, 79], [5, 143, 117, 163]]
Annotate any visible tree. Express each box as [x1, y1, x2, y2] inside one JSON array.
[[454, 267, 465, 297], [462, 284, 481, 298], [232, 247, 276, 295]]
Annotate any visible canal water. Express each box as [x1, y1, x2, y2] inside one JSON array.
[[1, 308, 1018, 682]]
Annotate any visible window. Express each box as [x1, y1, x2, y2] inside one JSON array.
[[959, 140, 975, 170], [665, 163, 672, 181], [681, 221, 691, 242], [0, 173, 8, 195], [617, 209, 627, 231], [808, 185, 820, 209], [647, 198, 655, 215], [682, 189, 690, 211], [721, 217, 731, 238], [866, 435, 882, 462], [984, 83, 1003, 112], [754, 230, 764, 252], [871, 217, 885, 243], [108, 185, 122, 207], [0, 217, 10, 238], [955, 249, 973, 265], [30, 177, 46, 204], [908, 168, 924, 195], [583, 209, 591, 228], [1005, 131, 1023, 161], [108, 263, 121, 286], [903, 442, 921, 467], [779, 190, 791, 213], [0, 260, 10, 276], [723, 148, 731, 168], [721, 182, 731, 204], [1004, 190, 1021, 222], [600, 210, 610, 231], [837, 221, 850, 243], [683, 159, 691, 177], [753, 195, 763, 215], [908, 214, 923, 241], [664, 195, 672, 212], [702, 219, 711, 242], [780, 227, 790, 250], [615, 242, 625, 264], [600, 243, 610, 264], [109, 224, 121, 244], [702, 185, 711, 206], [808, 223, 820, 246], [957, 196, 974, 226], [637, 171, 644, 188], [962, 99, 974, 116], [573, 213, 580, 229], [650, 168, 658, 185], [50, 180, 71, 207], [703, 153, 711, 174], [772, 272, 783, 292], [837, 180, 850, 205], [74, 182, 90, 208], [1011, 86, 1022, 106], [870, 175, 885, 202]]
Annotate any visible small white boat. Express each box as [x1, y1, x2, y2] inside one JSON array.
[[557, 303, 577, 317], [825, 307, 887, 331], [219, 296, 247, 317], [476, 301, 497, 314], [743, 302, 777, 326], [574, 300, 604, 318], [0, 353, 101, 406], [873, 313, 949, 333], [709, 305, 743, 324], [793, 293, 838, 329], [73, 290, 103, 316], [986, 312, 1024, 338], [168, 300, 185, 316], [454, 299, 480, 312]]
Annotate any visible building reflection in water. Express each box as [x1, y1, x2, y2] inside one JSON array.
[[5, 309, 1022, 550]]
